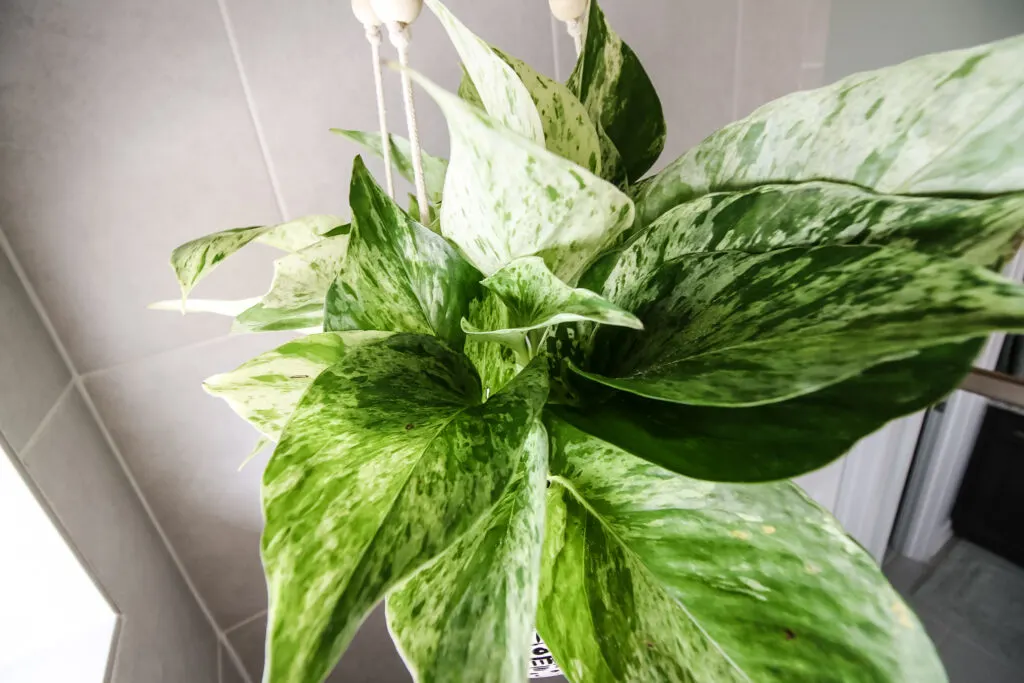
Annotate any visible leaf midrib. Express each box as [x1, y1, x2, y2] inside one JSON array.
[[547, 475, 753, 683]]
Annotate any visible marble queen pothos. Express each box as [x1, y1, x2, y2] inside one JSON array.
[[159, 1, 1024, 681]]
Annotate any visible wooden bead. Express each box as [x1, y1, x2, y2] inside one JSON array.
[[370, 0, 423, 24], [351, 0, 380, 26], [549, 0, 588, 22]]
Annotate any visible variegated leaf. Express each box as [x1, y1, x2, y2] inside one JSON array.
[[169, 215, 345, 301], [406, 68, 634, 283], [635, 34, 1024, 227], [148, 297, 261, 317], [567, 0, 665, 182], [323, 157, 481, 347], [455, 52, 602, 175], [538, 417, 945, 683], [582, 245, 1024, 406], [498, 50, 602, 174], [386, 421, 548, 683], [605, 183, 1024, 297], [552, 338, 980, 482], [424, 0, 543, 144], [331, 129, 448, 204], [462, 256, 641, 358], [262, 336, 548, 683], [203, 331, 392, 441], [234, 230, 350, 333], [464, 291, 520, 398]]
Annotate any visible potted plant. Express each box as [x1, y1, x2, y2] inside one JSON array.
[[159, 1, 1024, 680]]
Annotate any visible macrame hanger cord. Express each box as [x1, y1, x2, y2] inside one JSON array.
[[550, 0, 588, 57], [352, 0, 395, 198], [373, 0, 429, 226]]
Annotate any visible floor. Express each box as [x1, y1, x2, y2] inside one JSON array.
[[885, 539, 1024, 683]]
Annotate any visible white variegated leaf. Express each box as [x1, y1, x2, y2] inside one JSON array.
[[538, 417, 945, 683], [462, 256, 641, 358], [148, 297, 261, 316], [169, 215, 345, 300], [234, 231, 351, 333], [424, 0, 543, 144], [331, 128, 448, 204], [262, 336, 548, 683], [386, 421, 548, 683], [405, 68, 634, 283], [568, 0, 665, 183], [636, 34, 1024, 226], [324, 157, 481, 347], [203, 330, 392, 441], [583, 245, 1024, 407]]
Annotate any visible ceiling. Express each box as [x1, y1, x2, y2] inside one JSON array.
[[0, 0, 830, 679]]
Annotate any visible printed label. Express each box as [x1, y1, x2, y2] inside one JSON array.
[[529, 632, 563, 679]]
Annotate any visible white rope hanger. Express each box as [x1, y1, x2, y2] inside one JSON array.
[[550, 0, 588, 56], [352, 0, 396, 198], [373, 0, 430, 226]]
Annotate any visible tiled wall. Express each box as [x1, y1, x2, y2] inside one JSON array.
[[0, 246, 220, 682], [0, 1, 830, 680]]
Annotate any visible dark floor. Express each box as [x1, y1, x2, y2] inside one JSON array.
[[885, 539, 1024, 683]]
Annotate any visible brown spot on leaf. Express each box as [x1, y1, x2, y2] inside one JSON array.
[[784, 629, 796, 641], [405, 423, 415, 431]]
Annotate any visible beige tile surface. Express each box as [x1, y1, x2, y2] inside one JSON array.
[[736, 0, 808, 118]]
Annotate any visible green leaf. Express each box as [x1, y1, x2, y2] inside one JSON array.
[[405, 68, 634, 284], [386, 421, 548, 683], [581, 245, 1024, 407], [203, 331, 392, 441], [464, 292, 520, 398], [169, 216, 345, 301], [323, 157, 481, 347], [538, 417, 946, 682], [552, 338, 980, 482], [424, 0, 543, 144], [635, 34, 1024, 227], [262, 335, 548, 683], [462, 256, 642, 358], [234, 231, 350, 333], [567, 0, 666, 182], [331, 129, 448, 204]]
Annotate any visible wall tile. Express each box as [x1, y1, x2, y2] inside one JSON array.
[[799, 63, 826, 89], [22, 387, 217, 683], [0, 242, 69, 452], [736, 0, 807, 118], [803, 0, 831, 65], [0, 0, 281, 373], [229, 606, 410, 682], [222, 0, 557, 220], [84, 332, 294, 627]]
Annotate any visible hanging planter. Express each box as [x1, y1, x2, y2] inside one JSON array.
[[154, 0, 1024, 680]]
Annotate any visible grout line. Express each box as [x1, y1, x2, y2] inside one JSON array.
[[549, 14, 563, 82], [0, 221, 255, 683], [80, 330, 244, 382], [801, 60, 825, 69], [225, 608, 268, 635], [731, 0, 744, 121], [18, 380, 75, 461], [216, 0, 289, 224]]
